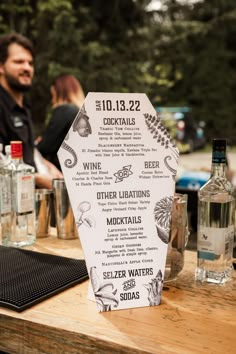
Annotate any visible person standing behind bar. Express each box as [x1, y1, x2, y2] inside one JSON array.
[[36, 74, 85, 171], [0, 32, 62, 188]]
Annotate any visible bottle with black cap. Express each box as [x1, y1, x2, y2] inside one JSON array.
[[195, 139, 235, 283]]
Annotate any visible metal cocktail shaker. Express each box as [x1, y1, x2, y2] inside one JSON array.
[[52, 178, 78, 239]]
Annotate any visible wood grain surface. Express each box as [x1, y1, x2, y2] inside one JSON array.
[[0, 233, 235, 354]]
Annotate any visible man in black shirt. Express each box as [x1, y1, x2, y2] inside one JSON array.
[[0, 33, 62, 188], [0, 85, 35, 167]]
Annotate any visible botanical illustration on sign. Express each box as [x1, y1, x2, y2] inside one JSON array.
[[75, 201, 95, 229], [144, 112, 179, 179], [144, 270, 163, 306], [61, 105, 92, 168], [154, 196, 173, 244], [90, 266, 119, 312]]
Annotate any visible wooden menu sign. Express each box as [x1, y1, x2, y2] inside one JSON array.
[[58, 93, 179, 312]]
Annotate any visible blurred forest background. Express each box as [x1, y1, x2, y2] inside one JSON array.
[[0, 0, 235, 143]]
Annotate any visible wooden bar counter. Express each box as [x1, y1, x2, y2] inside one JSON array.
[[0, 234, 235, 354]]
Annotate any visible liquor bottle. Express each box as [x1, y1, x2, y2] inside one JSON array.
[[2, 141, 36, 247], [195, 139, 235, 283], [0, 143, 6, 163], [5, 145, 11, 162], [0, 143, 11, 243]]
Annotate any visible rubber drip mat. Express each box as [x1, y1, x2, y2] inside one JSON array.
[[0, 245, 88, 312]]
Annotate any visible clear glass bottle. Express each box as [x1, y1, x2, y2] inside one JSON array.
[[195, 139, 235, 284], [5, 145, 11, 162], [0, 143, 12, 244], [2, 141, 36, 247], [0, 143, 6, 163]]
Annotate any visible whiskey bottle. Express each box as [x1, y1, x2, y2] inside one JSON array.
[[2, 141, 36, 247], [195, 139, 235, 283]]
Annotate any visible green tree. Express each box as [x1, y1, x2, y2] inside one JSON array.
[[1, 0, 155, 134], [149, 0, 236, 142], [1, 0, 236, 143]]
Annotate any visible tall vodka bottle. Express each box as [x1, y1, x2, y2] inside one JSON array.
[[195, 139, 235, 283], [2, 141, 36, 247]]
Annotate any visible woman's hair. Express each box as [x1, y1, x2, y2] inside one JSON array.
[[52, 74, 85, 108]]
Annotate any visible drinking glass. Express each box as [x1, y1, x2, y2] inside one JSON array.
[[165, 193, 189, 282]]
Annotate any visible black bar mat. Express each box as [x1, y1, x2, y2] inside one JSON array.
[[0, 245, 88, 312]]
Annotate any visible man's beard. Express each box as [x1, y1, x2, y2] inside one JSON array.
[[5, 72, 32, 92]]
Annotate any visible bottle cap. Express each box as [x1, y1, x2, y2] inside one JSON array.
[[11, 141, 23, 159], [212, 139, 226, 163], [212, 139, 226, 150]]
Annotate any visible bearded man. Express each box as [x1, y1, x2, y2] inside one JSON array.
[[0, 33, 62, 188]]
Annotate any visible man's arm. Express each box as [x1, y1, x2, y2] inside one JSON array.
[[35, 173, 61, 189], [43, 158, 63, 178], [35, 158, 63, 189]]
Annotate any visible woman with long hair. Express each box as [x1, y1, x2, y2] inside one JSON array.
[[37, 74, 85, 170]]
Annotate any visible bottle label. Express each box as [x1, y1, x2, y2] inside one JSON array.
[[0, 175, 11, 214], [197, 225, 234, 260], [16, 174, 34, 213], [212, 150, 226, 164]]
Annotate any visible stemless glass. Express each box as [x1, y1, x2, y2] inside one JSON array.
[[164, 193, 189, 282]]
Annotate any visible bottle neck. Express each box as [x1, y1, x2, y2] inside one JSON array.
[[211, 162, 226, 178], [12, 156, 23, 164], [211, 142, 227, 178]]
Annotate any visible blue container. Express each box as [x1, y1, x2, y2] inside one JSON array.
[[176, 170, 210, 190]]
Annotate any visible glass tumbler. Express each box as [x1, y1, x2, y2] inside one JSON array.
[[164, 193, 189, 282]]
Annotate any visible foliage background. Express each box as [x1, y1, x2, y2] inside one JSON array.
[[0, 0, 236, 143]]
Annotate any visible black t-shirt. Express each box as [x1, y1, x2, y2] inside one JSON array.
[[37, 103, 79, 170], [0, 85, 35, 168]]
